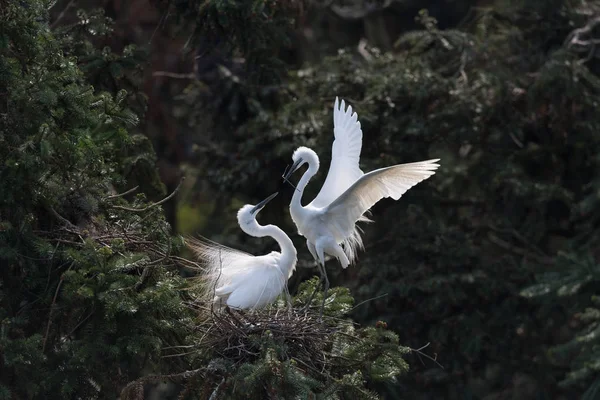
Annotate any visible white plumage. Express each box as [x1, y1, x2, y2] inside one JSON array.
[[324, 160, 441, 246], [283, 97, 440, 271], [187, 193, 297, 310], [309, 98, 364, 208]]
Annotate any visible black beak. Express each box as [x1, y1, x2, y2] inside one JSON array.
[[250, 192, 279, 215], [282, 157, 303, 182]]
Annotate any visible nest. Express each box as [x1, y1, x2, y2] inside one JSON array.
[[120, 303, 352, 400], [187, 302, 346, 372]]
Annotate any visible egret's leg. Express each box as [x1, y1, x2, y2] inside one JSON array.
[[284, 284, 293, 313], [315, 240, 331, 318], [303, 278, 321, 312], [307, 240, 318, 263], [303, 266, 324, 313], [319, 261, 329, 318], [302, 260, 328, 315], [303, 240, 322, 311]]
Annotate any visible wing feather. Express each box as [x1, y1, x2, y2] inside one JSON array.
[[323, 159, 440, 257], [309, 97, 364, 208]]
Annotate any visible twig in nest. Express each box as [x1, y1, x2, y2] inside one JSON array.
[[170, 255, 203, 270], [111, 177, 185, 213], [208, 377, 225, 400], [48, 206, 77, 229], [186, 304, 341, 370]]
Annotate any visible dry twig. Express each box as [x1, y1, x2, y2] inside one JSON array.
[[111, 177, 185, 213]]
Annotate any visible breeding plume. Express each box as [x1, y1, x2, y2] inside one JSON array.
[[283, 97, 439, 286], [188, 192, 297, 310]]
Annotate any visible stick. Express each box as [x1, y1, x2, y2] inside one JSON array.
[[103, 186, 139, 200], [111, 177, 184, 213]]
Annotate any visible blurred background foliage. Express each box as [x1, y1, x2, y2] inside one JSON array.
[[3, 0, 600, 398]]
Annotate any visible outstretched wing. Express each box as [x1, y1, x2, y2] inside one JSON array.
[[323, 159, 440, 244], [186, 236, 256, 301], [309, 97, 364, 209]]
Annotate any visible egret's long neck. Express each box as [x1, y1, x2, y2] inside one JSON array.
[[256, 224, 297, 276], [290, 161, 319, 212]]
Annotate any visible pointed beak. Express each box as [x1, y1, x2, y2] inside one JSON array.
[[282, 157, 303, 182], [250, 192, 279, 215]]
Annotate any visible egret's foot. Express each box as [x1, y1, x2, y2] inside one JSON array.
[[224, 306, 246, 326], [303, 261, 326, 313], [302, 284, 320, 313]]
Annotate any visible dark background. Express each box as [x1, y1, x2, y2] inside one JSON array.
[[41, 0, 600, 398]]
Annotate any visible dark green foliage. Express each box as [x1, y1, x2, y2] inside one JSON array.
[[522, 252, 600, 396], [123, 278, 410, 399], [52, 6, 162, 196], [0, 1, 192, 397], [177, 0, 600, 398], [153, 0, 306, 83], [55, 7, 150, 113]]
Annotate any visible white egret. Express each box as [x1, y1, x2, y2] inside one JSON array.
[[188, 192, 297, 310], [282, 97, 440, 302]]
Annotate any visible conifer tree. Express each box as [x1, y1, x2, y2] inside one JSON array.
[[0, 1, 192, 397]]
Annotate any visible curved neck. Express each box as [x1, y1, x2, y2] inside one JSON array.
[[291, 161, 319, 210], [251, 224, 297, 275]]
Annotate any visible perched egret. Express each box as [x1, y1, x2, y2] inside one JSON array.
[[188, 192, 297, 310], [282, 97, 440, 298]]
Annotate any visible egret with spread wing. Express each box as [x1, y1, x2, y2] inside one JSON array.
[[188, 192, 297, 310], [282, 97, 440, 301]]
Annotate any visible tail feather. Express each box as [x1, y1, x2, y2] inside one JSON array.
[[340, 213, 373, 265]]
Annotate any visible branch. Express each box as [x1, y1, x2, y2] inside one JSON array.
[[357, 38, 374, 62], [111, 177, 184, 212], [48, 206, 77, 229], [50, 0, 75, 29], [487, 232, 554, 265], [410, 342, 444, 369], [43, 262, 74, 352], [152, 71, 196, 80], [329, 0, 394, 19], [349, 293, 389, 312], [565, 16, 600, 63], [103, 185, 139, 200], [120, 368, 204, 400], [208, 377, 225, 400]]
